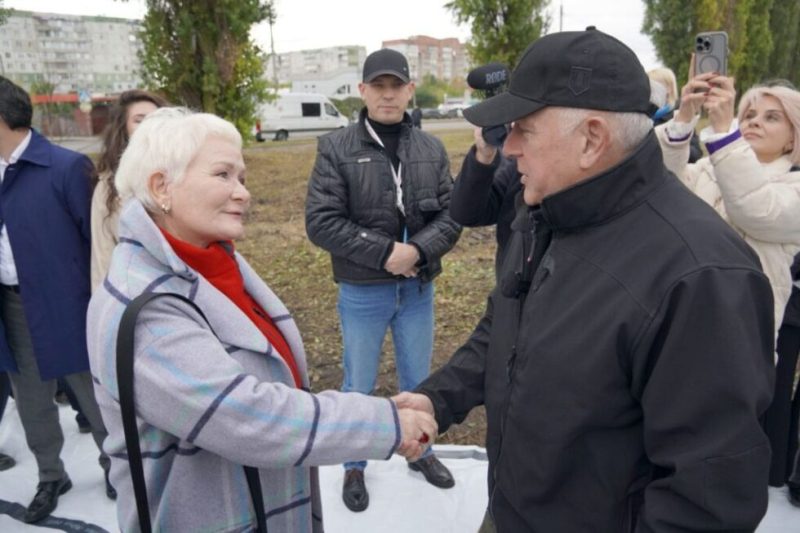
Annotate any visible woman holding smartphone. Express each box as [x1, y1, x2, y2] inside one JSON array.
[[655, 59, 800, 491]]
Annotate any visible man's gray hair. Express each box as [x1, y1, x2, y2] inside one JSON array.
[[555, 107, 652, 153], [115, 107, 242, 211]]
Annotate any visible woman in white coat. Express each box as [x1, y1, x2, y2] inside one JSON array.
[[655, 64, 800, 489]]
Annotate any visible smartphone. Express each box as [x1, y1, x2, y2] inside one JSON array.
[[694, 31, 728, 76]]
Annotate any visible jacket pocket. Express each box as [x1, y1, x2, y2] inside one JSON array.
[[417, 197, 442, 223]]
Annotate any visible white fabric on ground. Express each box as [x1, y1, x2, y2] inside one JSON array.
[[0, 398, 797, 532]]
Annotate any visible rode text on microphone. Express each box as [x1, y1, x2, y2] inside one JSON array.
[[466, 63, 510, 147]]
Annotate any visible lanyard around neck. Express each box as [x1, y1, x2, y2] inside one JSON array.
[[364, 119, 405, 215]]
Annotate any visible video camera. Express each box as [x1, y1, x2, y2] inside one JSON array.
[[467, 62, 510, 147]]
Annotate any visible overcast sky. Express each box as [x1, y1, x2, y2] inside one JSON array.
[[5, 0, 660, 70]]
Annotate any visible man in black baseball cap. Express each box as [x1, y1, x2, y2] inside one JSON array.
[[306, 46, 461, 513], [362, 48, 411, 84], [464, 26, 654, 127], [399, 27, 774, 531]]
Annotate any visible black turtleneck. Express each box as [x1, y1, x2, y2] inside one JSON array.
[[367, 117, 402, 171]]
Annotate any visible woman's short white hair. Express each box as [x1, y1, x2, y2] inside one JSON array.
[[115, 107, 242, 211], [555, 107, 653, 153]]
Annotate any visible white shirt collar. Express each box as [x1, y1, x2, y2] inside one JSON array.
[[0, 129, 33, 166]]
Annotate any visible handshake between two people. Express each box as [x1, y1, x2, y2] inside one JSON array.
[[392, 392, 437, 462]]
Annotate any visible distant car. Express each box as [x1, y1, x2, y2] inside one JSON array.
[[438, 98, 477, 119], [253, 92, 348, 141], [421, 108, 443, 119]]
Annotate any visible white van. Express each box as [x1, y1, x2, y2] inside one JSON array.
[[254, 92, 349, 141]]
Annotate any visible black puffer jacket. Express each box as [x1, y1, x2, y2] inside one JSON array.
[[306, 111, 461, 284], [418, 132, 775, 532]]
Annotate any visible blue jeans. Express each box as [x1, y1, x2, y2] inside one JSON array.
[[339, 278, 434, 471]]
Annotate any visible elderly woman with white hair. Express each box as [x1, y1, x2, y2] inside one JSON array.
[[656, 65, 800, 491], [86, 107, 436, 532]]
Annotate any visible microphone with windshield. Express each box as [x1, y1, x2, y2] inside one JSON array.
[[467, 62, 511, 147]]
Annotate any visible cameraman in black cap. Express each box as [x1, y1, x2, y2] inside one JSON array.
[[396, 28, 774, 531], [450, 127, 520, 273]]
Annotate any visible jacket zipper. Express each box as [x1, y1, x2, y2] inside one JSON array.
[[488, 227, 555, 525], [489, 245, 527, 523]]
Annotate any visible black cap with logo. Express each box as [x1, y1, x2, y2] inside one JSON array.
[[363, 49, 411, 84], [463, 27, 653, 127]]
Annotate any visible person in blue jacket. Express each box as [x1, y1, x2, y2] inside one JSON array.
[[0, 76, 114, 524]]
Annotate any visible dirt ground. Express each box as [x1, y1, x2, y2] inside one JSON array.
[[236, 129, 496, 446]]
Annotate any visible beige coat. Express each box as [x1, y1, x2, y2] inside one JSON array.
[[90, 171, 120, 290], [656, 124, 800, 335]]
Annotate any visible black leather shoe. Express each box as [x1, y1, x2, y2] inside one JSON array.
[[24, 475, 72, 523], [342, 468, 369, 512], [408, 455, 455, 488], [0, 452, 15, 471], [788, 484, 800, 508]]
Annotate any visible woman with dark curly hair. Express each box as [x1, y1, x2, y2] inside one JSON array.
[[91, 90, 167, 289]]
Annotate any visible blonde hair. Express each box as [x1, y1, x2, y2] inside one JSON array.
[[115, 107, 242, 211], [647, 68, 678, 108], [738, 85, 800, 165]]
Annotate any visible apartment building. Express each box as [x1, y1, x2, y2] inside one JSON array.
[[382, 35, 467, 82], [265, 44, 366, 94], [0, 10, 142, 93]]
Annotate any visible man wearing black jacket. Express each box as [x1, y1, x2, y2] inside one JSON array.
[[450, 128, 520, 271], [396, 28, 774, 532], [306, 49, 461, 513]]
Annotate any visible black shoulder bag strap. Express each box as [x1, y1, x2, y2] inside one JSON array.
[[116, 291, 267, 533]]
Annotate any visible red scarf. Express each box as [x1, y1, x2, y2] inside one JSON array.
[[161, 230, 302, 388]]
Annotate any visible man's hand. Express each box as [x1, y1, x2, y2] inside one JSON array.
[[473, 127, 498, 165], [395, 407, 437, 462], [392, 391, 434, 416], [385, 242, 420, 277]]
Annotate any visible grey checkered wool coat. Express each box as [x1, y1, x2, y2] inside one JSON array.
[[87, 200, 401, 532]]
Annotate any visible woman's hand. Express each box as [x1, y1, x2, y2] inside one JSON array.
[[676, 54, 715, 123], [676, 54, 737, 134], [395, 407, 437, 462], [703, 74, 736, 133], [392, 391, 435, 416]]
